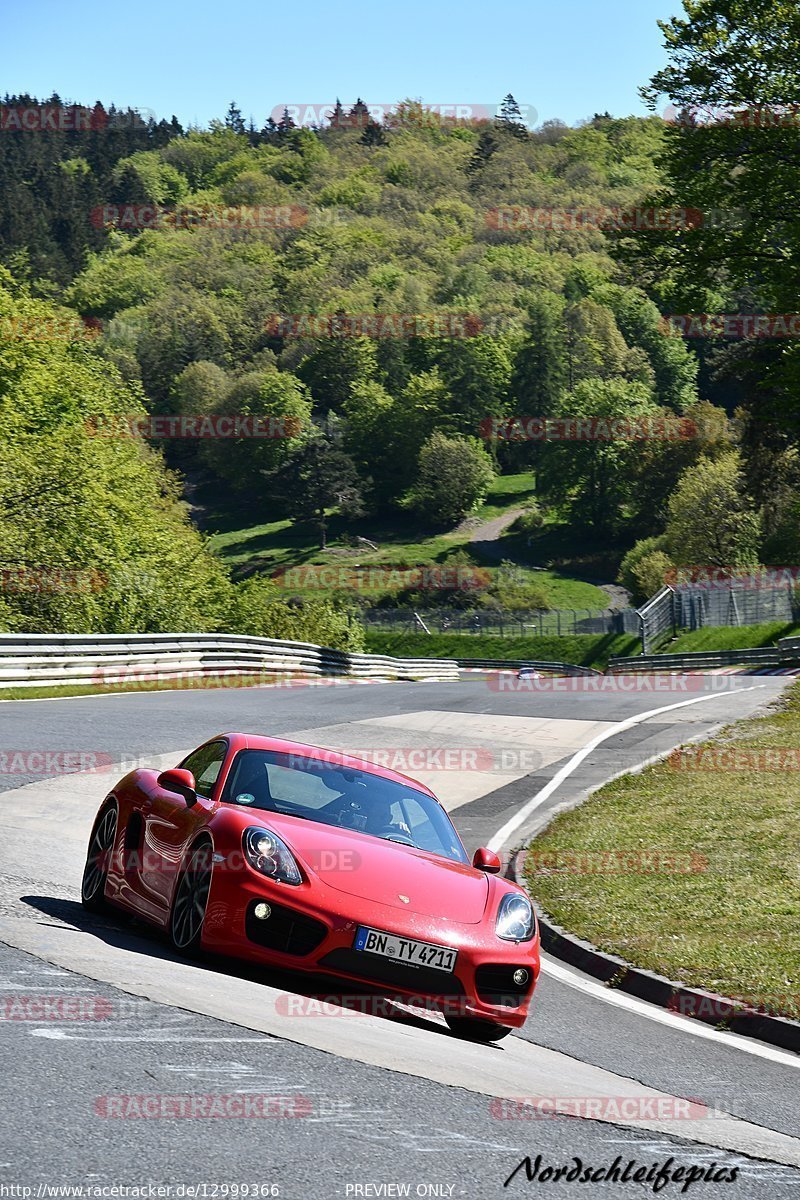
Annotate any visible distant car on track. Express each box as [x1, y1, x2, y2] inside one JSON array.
[[517, 666, 542, 680], [81, 733, 540, 1041]]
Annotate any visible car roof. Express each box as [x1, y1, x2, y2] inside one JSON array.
[[209, 732, 440, 801]]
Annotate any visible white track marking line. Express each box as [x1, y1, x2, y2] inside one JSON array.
[[29, 1029, 273, 1042], [486, 682, 800, 1067], [540, 955, 800, 1070], [487, 685, 767, 853]]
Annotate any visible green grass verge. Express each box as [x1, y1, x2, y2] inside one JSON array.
[[657, 622, 800, 655], [474, 471, 537, 519], [364, 631, 640, 671], [524, 683, 800, 1019], [0, 675, 298, 702]]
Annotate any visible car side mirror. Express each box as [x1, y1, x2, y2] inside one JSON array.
[[157, 768, 197, 805], [473, 847, 502, 874]]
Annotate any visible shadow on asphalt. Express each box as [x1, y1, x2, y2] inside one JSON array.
[[20, 893, 491, 1044]]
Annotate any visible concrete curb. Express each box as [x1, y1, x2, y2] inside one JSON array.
[[507, 849, 800, 1055]]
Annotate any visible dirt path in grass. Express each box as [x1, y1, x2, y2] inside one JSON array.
[[465, 509, 631, 610], [465, 507, 526, 559]]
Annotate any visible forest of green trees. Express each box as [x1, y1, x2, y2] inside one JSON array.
[[2, 0, 799, 643]]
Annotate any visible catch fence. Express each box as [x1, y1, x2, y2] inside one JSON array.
[[362, 607, 639, 638]]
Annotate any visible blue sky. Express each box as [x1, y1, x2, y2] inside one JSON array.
[[2, 0, 676, 130]]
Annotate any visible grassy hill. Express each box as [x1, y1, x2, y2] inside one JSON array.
[[205, 472, 610, 611]]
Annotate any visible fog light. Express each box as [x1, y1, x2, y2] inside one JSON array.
[[512, 968, 529, 987], [254, 902, 271, 920]]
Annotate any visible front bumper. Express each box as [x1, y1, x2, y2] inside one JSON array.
[[202, 866, 540, 1027]]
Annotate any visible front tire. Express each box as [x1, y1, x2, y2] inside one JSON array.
[[169, 843, 212, 955], [445, 1016, 513, 1043], [81, 804, 118, 913]]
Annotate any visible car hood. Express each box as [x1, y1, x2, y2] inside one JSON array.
[[264, 812, 490, 923]]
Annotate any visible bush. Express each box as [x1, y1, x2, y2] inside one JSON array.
[[484, 560, 550, 611], [512, 502, 545, 538], [373, 550, 490, 610], [406, 432, 495, 526], [631, 550, 674, 602], [226, 578, 364, 651], [618, 536, 671, 603]]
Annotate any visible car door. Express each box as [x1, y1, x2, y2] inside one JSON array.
[[138, 740, 228, 913]]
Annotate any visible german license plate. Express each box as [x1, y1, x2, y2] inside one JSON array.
[[353, 925, 457, 973]]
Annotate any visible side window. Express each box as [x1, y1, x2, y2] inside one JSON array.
[[180, 741, 227, 799]]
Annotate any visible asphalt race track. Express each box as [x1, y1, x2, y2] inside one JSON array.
[[1, 675, 799, 1198]]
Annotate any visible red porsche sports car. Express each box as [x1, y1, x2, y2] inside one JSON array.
[[81, 733, 540, 1041]]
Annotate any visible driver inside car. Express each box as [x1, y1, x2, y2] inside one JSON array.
[[325, 783, 412, 842], [365, 795, 412, 841]]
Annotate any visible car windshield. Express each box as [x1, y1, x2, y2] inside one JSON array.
[[220, 749, 468, 864]]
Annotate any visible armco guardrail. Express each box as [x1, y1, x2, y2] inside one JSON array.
[[608, 647, 783, 673], [0, 633, 459, 689], [456, 658, 601, 676]]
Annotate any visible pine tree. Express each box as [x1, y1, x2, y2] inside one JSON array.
[[269, 433, 364, 549], [510, 298, 566, 416], [260, 116, 279, 143], [277, 107, 296, 142], [467, 128, 500, 174], [499, 94, 521, 123], [225, 102, 245, 134], [361, 118, 386, 146], [497, 93, 528, 139], [348, 98, 370, 130]]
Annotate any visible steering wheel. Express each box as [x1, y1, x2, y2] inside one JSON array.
[[373, 826, 416, 846]]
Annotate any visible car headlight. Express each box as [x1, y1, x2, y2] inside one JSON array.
[[243, 827, 302, 886], [496, 892, 535, 942]]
